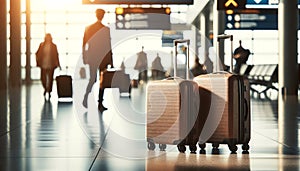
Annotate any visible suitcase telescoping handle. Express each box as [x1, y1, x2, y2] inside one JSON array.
[[217, 34, 233, 73], [174, 39, 190, 80]]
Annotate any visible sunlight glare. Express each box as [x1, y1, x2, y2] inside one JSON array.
[[44, 0, 82, 10]]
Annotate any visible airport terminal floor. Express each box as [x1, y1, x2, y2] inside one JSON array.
[[0, 81, 300, 171]]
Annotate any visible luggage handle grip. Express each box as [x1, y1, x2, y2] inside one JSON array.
[[164, 76, 182, 81], [216, 34, 233, 72], [217, 34, 233, 41], [173, 39, 190, 79], [174, 39, 190, 45]]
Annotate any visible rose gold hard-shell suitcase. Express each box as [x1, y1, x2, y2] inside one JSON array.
[[194, 35, 251, 153], [146, 39, 201, 153]]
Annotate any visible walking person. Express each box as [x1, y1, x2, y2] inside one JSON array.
[[190, 57, 207, 77], [82, 9, 113, 111], [36, 33, 61, 100]]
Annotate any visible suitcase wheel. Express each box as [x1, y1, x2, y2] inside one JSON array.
[[198, 143, 206, 154], [177, 144, 186, 153], [189, 144, 197, 154], [212, 148, 220, 154], [212, 143, 219, 149], [147, 142, 155, 150], [159, 144, 166, 151], [128, 85, 132, 98], [198, 143, 206, 150], [228, 144, 238, 153], [212, 143, 221, 154], [242, 143, 250, 151]]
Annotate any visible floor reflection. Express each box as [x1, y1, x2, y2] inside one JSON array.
[[9, 86, 22, 132], [146, 153, 251, 171], [278, 95, 299, 155], [41, 101, 54, 120], [0, 83, 300, 171], [0, 88, 8, 136]]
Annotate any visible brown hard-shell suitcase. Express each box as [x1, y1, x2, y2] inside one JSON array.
[[56, 75, 73, 98], [194, 72, 251, 153], [100, 69, 131, 95], [193, 34, 251, 153]]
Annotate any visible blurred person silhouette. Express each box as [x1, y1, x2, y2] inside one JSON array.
[[82, 8, 113, 111], [204, 50, 213, 73], [233, 40, 250, 74], [190, 57, 207, 77], [134, 46, 148, 83], [36, 33, 61, 100], [151, 53, 165, 80], [120, 58, 126, 72]]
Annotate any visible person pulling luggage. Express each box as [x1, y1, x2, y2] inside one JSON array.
[[36, 33, 61, 100]]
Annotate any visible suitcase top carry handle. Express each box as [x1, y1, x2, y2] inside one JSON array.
[[216, 34, 234, 73], [217, 34, 233, 41], [174, 39, 190, 45], [173, 39, 190, 80]]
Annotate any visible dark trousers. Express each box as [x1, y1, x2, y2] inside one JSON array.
[[41, 68, 55, 93], [84, 65, 104, 104], [138, 70, 148, 82]]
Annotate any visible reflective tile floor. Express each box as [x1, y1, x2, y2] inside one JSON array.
[[0, 81, 299, 171]]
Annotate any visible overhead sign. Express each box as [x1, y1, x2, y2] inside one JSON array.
[[225, 0, 238, 8], [82, 0, 193, 4], [161, 31, 183, 47], [218, 0, 247, 10], [226, 9, 300, 30], [246, 0, 279, 8], [247, 0, 270, 5], [225, 9, 278, 30], [115, 8, 171, 30], [246, 0, 300, 8]]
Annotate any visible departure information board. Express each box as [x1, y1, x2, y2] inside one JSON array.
[[225, 9, 278, 30], [246, 0, 300, 8], [115, 7, 171, 30], [225, 9, 300, 30]]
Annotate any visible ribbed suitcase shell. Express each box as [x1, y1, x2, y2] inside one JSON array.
[[194, 72, 251, 152], [146, 78, 200, 152], [146, 39, 203, 152]]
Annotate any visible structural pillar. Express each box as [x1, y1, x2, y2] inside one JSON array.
[[278, 0, 299, 154], [9, 0, 22, 87], [200, 4, 212, 73], [213, 0, 225, 72], [25, 0, 31, 84], [0, 0, 7, 90], [278, 0, 299, 96]]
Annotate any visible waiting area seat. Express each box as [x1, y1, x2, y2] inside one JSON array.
[[239, 64, 278, 96], [238, 64, 253, 76]]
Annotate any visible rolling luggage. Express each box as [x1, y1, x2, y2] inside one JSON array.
[[193, 34, 251, 153], [56, 74, 73, 98], [146, 39, 202, 153], [100, 69, 131, 95]]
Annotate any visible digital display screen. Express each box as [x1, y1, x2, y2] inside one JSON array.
[[82, 0, 193, 5], [115, 8, 171, 30]]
